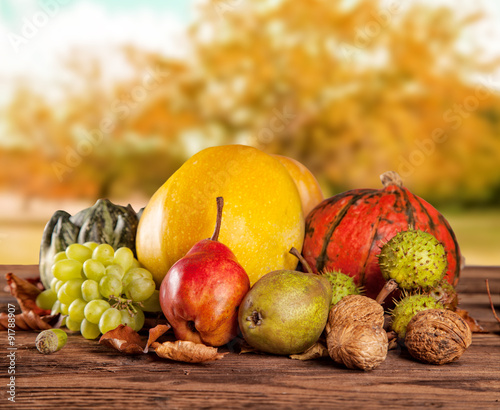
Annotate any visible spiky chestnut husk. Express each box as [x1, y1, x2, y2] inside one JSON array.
[[379, 229, 447, 291], [426, 279, 458, 311], [322, 270, 362, 306], [391, 294, 444, 340]]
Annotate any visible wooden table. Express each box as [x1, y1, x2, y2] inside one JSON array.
[[1, 265, 499, 409]]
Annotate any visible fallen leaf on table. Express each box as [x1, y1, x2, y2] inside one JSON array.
[[5, 273, 50, 316], [0, 311, 60, 331], [151, 340, 227, 363], [455, 308, 486, 333], [290, 342, 329, 360], [144, 324, 171, 353], [99, 325, 144, 354]]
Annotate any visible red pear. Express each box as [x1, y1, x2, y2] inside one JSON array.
[[159, 197, 250, 346]]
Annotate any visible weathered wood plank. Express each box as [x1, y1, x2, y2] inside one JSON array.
[[3, 332, 500, 409], [1, 265, 499, 408]]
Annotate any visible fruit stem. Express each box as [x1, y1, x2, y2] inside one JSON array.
[[289, 247, 313, 274], [380, 171, 403, 188], [210, 197, 224, 242], [375, 279, 399, 305]]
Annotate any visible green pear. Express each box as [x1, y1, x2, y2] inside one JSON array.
[[238, 248, 332, 355]]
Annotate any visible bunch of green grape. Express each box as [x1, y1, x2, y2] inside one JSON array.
[[36, 243, 161, 339]]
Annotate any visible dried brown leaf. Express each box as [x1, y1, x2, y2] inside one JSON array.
[[22, 311, 53, 330], [455, 307, 486, 333], [0, 311, 59, 331], [99, 324, 144, 355], [290, 342, 329, 360], [144, 324, 171, 353], [5, 273, 50, 316], [152, 340, 227, 363]]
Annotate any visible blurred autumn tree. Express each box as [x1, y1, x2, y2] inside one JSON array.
[[1, 0, 500, 206]]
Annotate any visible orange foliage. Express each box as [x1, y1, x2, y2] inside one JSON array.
[[1, 0, 500, 205]]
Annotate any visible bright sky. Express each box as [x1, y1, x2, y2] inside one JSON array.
[[0, 0, 193, 105], [0, 0, 499, 103]]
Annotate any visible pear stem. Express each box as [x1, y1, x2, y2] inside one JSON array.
[[210, 197, 224, 242], [289, 247, 313, 274], [375, 279, 399, 305]]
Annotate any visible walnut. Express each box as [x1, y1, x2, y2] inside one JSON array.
[[326, 295, 385, 330], [326, 295, 388, 371], [405, 309, 472, 365], [327, 323, 388, 371]]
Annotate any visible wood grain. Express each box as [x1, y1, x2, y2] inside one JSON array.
[[1, 265, 499, 409]]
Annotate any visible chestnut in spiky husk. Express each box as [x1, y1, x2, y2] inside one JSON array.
[[322, 270, 362, 306], [379, 229, 447, 291], [391, 294, 443, 340]]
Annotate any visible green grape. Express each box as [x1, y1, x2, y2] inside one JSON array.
[[126, 268, 153, 280], [139, 290, 162, 313], [60, 316, 67, 327], [83, 259, 106, 282], [52, 259, 83, 281], [99, 308, 121, 334], [92, 244, 115, 266], [58, 284, 76, 306], [66, 317, 82, 332], [105, 264, 125, 280], [64, 278, 85, 300], [51, 300, 61, 315], [122, 272, 142, 289], [132, 308, 145, 332], [125, 278, 155, 302], [49, 277, 59, 290], [60, 303, 69, 315], [121, 308, 145, 332], [65, 243, 93, 263], [80, 319, 101, 339], [113, 247, 134, 272], [129, 258, 141, 270], [68, 298, 87, 322], [119, 309, 137, 329], [54, 280, 64, 293], [99, 275, 122, 298], [81, 280, 101, 302], [53, 251, 68, 263], [122, 268, 153, 289], [84, 299, 111, 324], [83, 241, 98, 251], [36, 289, 58, 310]]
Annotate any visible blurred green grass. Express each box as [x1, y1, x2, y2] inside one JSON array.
[[0, 209, 498, 267], [442, 208, 500, 266]]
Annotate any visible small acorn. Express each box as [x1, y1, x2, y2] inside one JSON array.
[[36, 329, 68, 354], [391, 294, 443, 340], [379, 229, 447, 291], [322, 270, 362, 306]]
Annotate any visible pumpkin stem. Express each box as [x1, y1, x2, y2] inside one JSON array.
[[210, 197, 224, 242], [380, 171, 404, 188], [289, 247, 313, 274]]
